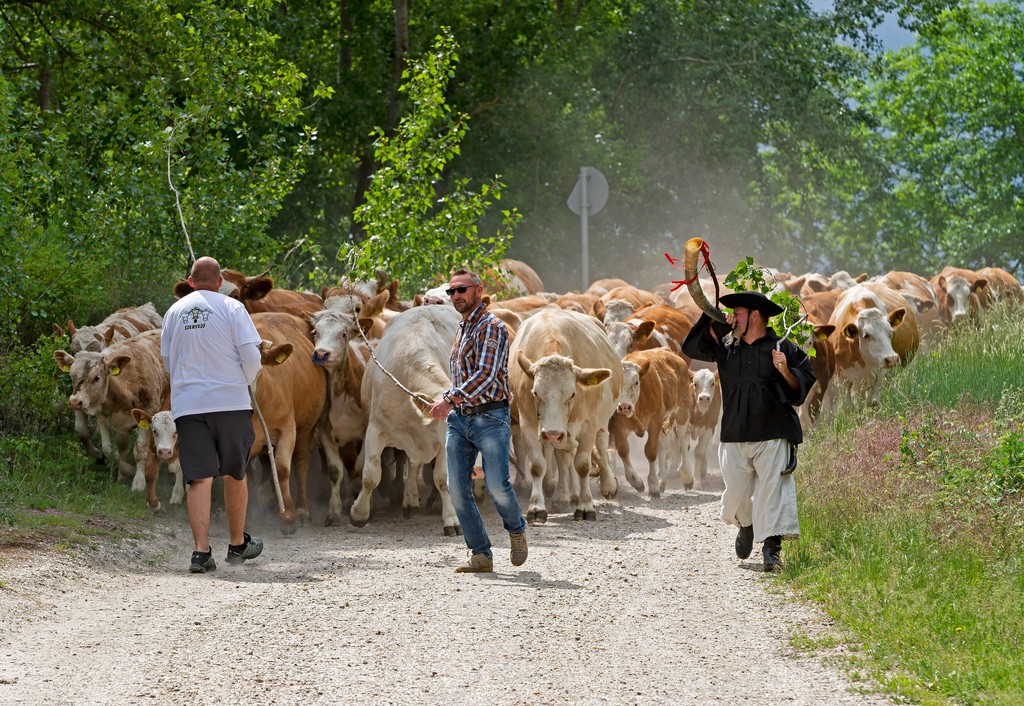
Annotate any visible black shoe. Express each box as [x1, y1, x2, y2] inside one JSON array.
[[189, 549, 216, 573], [735, 525, 754, 559], [763, 535, 783, 572], [226, 532, 264, 566]]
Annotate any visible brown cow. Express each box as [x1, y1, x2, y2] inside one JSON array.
[[976, 267, 1023, 304], [54, 329, 168, 490], [630, 304, 693, 354], [873, 271, 940, 337], [174, 270, 323, 317], [610, 349, 694, 497], [55, 303, 162, 462], [826, 282, 918, 409], [248, 312, 326, 533], [598, 285, 664, 311]]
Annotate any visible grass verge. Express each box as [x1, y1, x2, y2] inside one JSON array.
[[791, 303, 1024, 705], [0, 432, 157, 554]]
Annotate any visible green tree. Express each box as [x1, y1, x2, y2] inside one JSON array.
[[0, 1, 318, 346], [345, 29, 520, 295]]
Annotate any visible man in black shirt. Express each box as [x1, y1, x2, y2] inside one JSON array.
[[681, 291, 815, 571]]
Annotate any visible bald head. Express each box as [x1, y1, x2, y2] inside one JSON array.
[[189, 257, 222, 291]]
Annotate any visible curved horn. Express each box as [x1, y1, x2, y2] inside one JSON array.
[[684, 238, 728, 324]]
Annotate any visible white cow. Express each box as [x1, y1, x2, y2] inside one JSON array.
[[352, 305, 462, 535], [510, 308, 622, 522], [308, 306, 377, 526]]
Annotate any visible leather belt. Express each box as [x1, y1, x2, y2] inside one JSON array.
[[457, 400, 509, 416]]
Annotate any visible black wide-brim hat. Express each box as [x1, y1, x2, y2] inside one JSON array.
[[719, 291, 784, 317]]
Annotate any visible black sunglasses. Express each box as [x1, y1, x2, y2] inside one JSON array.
[[445, 285, 476, 296]]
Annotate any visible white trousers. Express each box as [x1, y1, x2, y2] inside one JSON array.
[[718, 439, 800, 543]]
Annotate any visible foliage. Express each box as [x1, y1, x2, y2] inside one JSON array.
[[0, 1, 317, 348], [345, 29, 520, 295], [0, 333, 73, 438], [766, 0, 1024, 278], [0, 432, 152, 548], [723, 256, 816, 353], [793, 305, 1024, 703]]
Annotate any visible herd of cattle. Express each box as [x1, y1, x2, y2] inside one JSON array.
[[51, 259, 1023, 535]]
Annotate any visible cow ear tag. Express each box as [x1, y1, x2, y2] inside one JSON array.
[[111, 366, 121, 376], [138, 419, 151, 430], [61, 364, 71, 373], [586, 375, 600, 386], [275, 353, 287, 364]]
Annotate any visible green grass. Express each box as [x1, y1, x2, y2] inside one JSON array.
[[792, 303, 1024, 704], [0, 432, 157, 551]]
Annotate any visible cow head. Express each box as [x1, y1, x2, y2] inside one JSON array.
[[132, 408, 177, 459], [691, 368, 717, 415], [604, 321, 633, 359], [516, 351, 611, 445], [601, 299, 635, 324], [616, 359, 648, 417], [54, 349, 131, 416], [937, 274, 988, 323], [307, 308, 360, 369], [841, 308, 903, 369]]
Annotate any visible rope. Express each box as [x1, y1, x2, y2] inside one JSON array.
[[355, 316, 435, 406], [167, 147, 196, 264], [250, 384, 286, 516]]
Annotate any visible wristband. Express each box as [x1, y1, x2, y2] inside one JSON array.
[[442, 392, 454, 406]]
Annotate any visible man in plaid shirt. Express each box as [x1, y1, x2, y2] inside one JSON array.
[[429, 268, 528, 573]]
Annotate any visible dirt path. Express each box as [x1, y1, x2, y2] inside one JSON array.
[[0, 462, 889, 706]]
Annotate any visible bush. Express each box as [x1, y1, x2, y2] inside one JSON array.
[[0, 333, 74, 437]]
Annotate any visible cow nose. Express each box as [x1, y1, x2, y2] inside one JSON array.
[[617, 403, 633, 415], [541, 431, 565, 444], [697, 394, 711, 404], [69, 398, 83, 410], [312, 350, 330, 365], [884, 354, 901, 368], [157, 448, 173, 459]]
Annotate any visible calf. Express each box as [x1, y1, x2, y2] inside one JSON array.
[[130, 408, 184, 510], [686, 368, 722, 488], [610, 349, 694, 498]]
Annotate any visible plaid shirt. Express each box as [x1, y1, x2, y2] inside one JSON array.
[[448, 302, 512, 406]]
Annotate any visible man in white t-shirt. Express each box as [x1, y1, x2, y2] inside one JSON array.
[[162, 256, 265, 573]]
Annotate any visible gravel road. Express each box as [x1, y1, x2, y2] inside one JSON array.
[[0, 455, 891, 706]]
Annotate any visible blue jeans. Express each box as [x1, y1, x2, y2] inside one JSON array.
[[446, 406, 526, 557]]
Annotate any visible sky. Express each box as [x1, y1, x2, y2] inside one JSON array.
[[809, 1, 918, 50]]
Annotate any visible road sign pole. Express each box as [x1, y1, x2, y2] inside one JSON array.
[[580, 166, 589, 292]]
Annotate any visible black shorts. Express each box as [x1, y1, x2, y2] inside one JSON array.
[[175, 410, 255, 483]]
